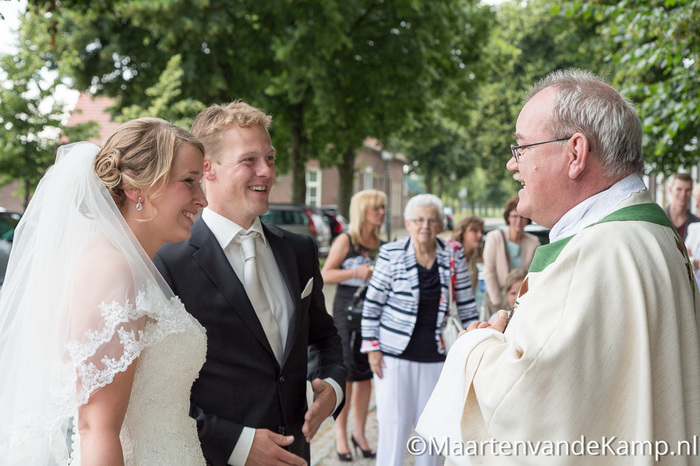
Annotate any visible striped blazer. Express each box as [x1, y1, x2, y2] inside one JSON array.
[[360, 236, 478, 356]]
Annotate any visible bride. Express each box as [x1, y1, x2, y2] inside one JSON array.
[[0, 118, 208, 464]]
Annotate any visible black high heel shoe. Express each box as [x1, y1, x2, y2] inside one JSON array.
[[351, 435, 376, 459], [335, 442, 353, 462]]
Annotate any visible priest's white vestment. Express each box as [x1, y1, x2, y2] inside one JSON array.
[[418, 191, 700, 465]]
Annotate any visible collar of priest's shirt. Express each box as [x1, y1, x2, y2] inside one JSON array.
[[549, 174, 646, 243]]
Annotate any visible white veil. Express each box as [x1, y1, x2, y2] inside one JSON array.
[[0, 142, 190, 464]]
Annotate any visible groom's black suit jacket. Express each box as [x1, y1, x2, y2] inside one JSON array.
[[154, 218, 346, 465]]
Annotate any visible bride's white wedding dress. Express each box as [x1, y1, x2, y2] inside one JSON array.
[[119, 312, 206, 464], [67, 282, 208, 466]]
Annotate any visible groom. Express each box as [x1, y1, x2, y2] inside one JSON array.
[[155, 101, 346, 465]]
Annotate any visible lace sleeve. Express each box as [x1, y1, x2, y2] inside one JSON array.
[[64, 241, 144, 406]]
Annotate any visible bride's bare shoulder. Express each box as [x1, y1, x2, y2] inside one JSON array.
[[74, 234, 134, 284]]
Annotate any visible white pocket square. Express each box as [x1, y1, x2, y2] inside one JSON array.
[[301, 278, 313, 299]]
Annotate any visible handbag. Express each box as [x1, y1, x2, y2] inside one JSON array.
[[440, 245, 464, 352], [346, 284, 367, 332]]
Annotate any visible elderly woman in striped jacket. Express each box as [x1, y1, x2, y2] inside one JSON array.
[[360, 193, 478, 466]]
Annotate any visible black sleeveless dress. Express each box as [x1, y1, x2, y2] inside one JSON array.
[[331, 233, 380, 381]]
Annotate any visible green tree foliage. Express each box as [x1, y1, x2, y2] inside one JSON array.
[[26, 0, 492, 216], [0, 11, 96, 208], [459, 0, 600, 209], [578, 0, 700, 174], [391, 103, 478, 199], [117, 54, 206, 129]]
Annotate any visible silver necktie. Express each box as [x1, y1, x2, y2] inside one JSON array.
[[238, 231, 283, 363]]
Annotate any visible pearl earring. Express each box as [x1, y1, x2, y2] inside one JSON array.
[[136, 196, 143, 211]]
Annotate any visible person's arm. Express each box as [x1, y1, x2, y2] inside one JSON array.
[[77, 357, 137, 465], [72, 251, 141, 465], [321, 233, 373, 284], [367, 351, 386, 379], [482, 231, 503, 306], [320, 234, 352, 284]]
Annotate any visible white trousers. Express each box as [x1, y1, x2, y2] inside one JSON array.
[[374, 355, 444, 466]]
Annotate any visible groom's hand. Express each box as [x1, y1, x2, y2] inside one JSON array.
[[246, 429, 306, 466], [302, 378, 335, 442]]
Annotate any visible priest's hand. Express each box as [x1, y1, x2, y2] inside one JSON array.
[[463, 310, 509, 334]]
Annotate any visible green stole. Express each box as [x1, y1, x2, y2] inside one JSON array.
[[529, 202, 680, 273]]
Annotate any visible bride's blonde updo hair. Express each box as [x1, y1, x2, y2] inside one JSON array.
[[94, 117, 204, 210]]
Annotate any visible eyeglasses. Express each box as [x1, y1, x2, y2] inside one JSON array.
[[410, 218, 440, 226], [510, 137, 571, 162]]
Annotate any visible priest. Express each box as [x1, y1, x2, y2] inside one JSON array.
[[417, 69, 700, 465]]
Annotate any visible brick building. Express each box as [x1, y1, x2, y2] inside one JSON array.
[[271, 137, 408, 233]]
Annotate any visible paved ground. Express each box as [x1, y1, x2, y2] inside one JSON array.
[[310, 378, 420, 466], [310, 381, 382, 466]]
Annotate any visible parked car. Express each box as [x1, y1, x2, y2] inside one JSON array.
[[443, 206, 455, 231], [320, 206, 348, 242], [260, 203, 332, 256], [524, 223, 550, 245], [0, 210, 21, 289]]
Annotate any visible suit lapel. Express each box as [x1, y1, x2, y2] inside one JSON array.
[[190, 219, 281, 365], [264, 224, 302, 364]]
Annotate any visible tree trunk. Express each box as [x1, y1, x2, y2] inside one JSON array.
[[336, 146, 356, 219], [424, 168, 434, 194], [288, 103, 308, 204]]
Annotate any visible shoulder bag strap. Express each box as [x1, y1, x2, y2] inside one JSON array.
[[448, 248, 456, 317], [500, 229, 512, 272], [353, 283, 368, 301]]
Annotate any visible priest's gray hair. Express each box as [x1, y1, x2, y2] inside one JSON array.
[[528, 69, 644, 178]]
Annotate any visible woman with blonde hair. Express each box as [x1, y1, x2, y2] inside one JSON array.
[[0, 118, 208, 464], [321, 189, 386, 461]]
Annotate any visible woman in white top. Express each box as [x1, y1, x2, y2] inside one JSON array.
[[0, 118, 208, 464]]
